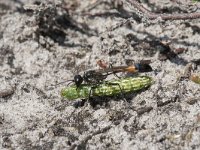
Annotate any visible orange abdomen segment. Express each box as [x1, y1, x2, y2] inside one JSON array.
[[124, 66, 138, 73]]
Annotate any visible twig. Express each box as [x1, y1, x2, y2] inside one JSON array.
[[70, 126, 111, 150], [186, 97, 198, 105], [136, 106, 153, 115], [0, 88, 14, 98], [125, 0, 200, 20]]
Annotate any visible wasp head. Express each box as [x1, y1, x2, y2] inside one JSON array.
[[74, 75, 83, 88]]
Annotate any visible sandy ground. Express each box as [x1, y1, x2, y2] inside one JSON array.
[[0, 0, 200, 149]]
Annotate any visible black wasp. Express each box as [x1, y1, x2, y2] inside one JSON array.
[[67, 61, 152, 88]]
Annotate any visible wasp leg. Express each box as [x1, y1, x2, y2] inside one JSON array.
[[87, 85, 99, 107], [108, 64, 121, 79]]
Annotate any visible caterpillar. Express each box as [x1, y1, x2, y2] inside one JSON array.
[[61, 76, 153, 100]]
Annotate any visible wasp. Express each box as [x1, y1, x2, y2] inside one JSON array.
[[66, 60, 152, 89]]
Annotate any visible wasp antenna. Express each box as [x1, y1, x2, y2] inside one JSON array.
[[67, 80, 74, 86], [51, 80, 74, 87], [135, 64, 153, 72]]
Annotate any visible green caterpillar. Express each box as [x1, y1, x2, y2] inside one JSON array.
[[61, 76, 153, 100]]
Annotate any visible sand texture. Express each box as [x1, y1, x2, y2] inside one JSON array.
[[0, 0, 200, 149]]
